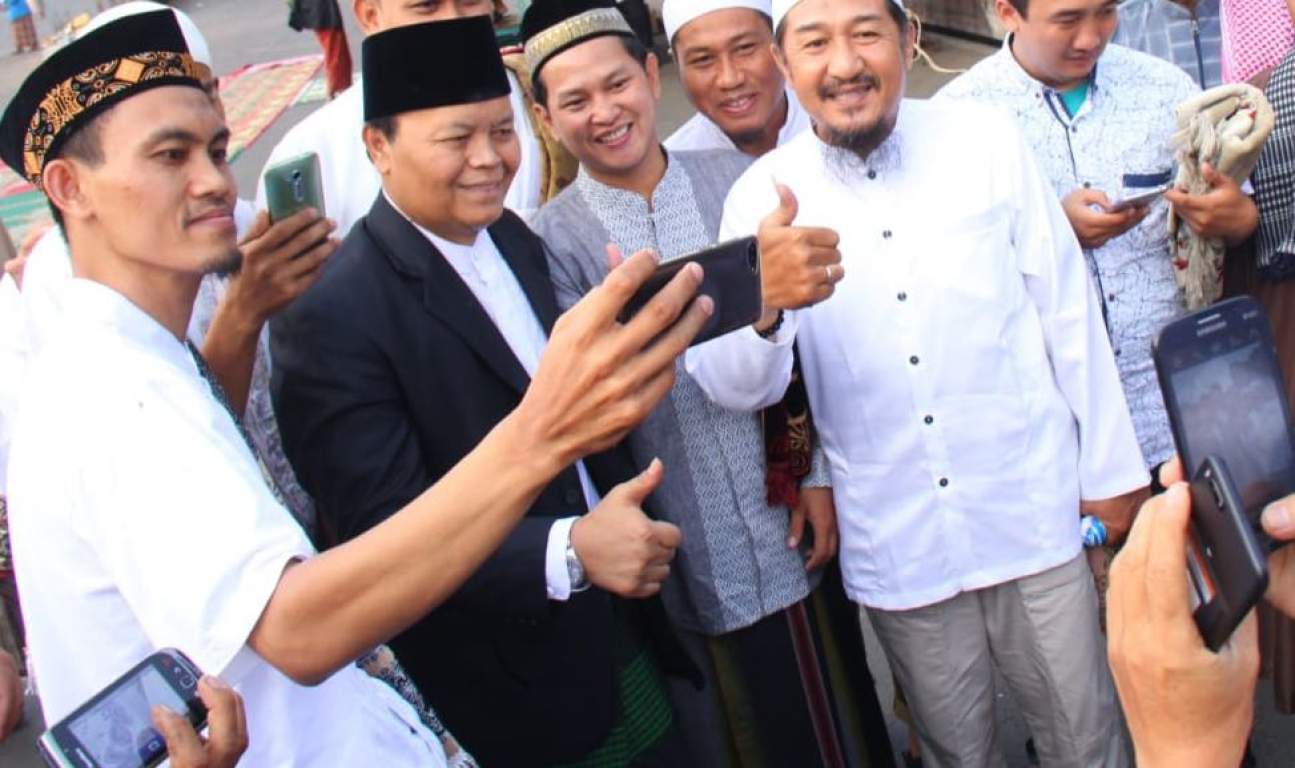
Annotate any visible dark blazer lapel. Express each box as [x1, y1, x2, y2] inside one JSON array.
[[490, 214, 561, 336], [365, 195, 531, 395]]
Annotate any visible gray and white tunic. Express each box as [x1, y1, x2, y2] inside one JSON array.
[[534, 149, 827, 635]]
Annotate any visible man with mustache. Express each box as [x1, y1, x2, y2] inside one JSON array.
[[938, 0, 1257, 490], [685, 0, 1150, 766]]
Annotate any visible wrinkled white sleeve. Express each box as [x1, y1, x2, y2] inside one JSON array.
[[19, 227, 71, 355], [1005, 116, 1149, 500], [685, 171, 797, 412]]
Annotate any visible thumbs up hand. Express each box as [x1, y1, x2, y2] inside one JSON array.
[[570, 459, 682, 599], [756, 183, 844, 316]]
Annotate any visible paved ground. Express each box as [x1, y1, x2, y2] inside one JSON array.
[[0, 2, 1291, 766]]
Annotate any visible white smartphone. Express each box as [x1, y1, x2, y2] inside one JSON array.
[[1108, 183, 1171, 212]]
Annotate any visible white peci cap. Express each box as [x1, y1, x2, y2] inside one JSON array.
[[662, 0, 772, 44]]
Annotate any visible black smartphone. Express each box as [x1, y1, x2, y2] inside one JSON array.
[[263, 151, 325, 224], [38, 649, 207, 768], [1186, 455, 1269, 651], [1154, 296, 1294, 646], [617, 236, 762, 347]]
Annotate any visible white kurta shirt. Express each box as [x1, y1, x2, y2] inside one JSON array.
[[389, 194, 600, 600], [7, 280, 445, 767], [257, 72, 544, 238], [0, 274, 22, 495], [686, 99, 1148, 611], [664, 87, 812, 154], [936, 42, 1199, 467]]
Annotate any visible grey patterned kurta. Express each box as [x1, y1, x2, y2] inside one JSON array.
[[937, 43, 1199, 467], [535, 150, 826, 635]]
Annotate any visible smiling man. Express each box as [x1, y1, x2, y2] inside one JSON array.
[[684, 0, 1152, 766], [525, 2, 893, 766], [662, 0, 811, 156]]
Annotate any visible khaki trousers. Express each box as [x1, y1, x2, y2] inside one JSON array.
[[867, 554, 1127, 768]]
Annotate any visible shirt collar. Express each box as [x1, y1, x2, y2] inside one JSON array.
[[574, 147, 684, 213], [63, 278, 192, 367], [382, 189, 489, 261]]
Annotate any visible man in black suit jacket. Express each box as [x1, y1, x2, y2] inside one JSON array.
[[271, 17, 692, 768]]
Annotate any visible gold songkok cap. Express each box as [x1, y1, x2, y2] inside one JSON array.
[[521, 0, 636, 84]]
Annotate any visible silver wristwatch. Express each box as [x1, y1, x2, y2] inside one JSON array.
[[565, 530, 590, 593]]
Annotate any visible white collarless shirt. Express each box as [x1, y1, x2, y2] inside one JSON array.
[[686, 100, 1148, 611], [8, 279, 445, 767], [665, 87, 812, 154]]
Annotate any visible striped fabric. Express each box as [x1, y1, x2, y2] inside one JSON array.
[[555, 650, 674, 768], [1254, 47, 1295, 279], [1221, 0, 1293, 84]]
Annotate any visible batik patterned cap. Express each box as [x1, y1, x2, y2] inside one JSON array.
[[521, 0, 636, 84], [0, 9, 200, 189]]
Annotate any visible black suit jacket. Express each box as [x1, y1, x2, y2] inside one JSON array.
[[270, 196, 641, 766]]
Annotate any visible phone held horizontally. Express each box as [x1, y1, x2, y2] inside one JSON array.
[[618, 236, 763, 347], [1154, 296, 1295, 649], [39, 649, 207, 768], [263, 152, 325, 224]]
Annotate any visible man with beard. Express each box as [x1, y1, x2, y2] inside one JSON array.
[[685, 0, 1150, 766]]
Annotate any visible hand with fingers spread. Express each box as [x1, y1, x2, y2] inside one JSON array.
[[1060, 188, 1149, 250], [571, 459, 681, 599], [151, 675, 248, 768], [1107, 481, 1260, 768], [514, 247, 712, 470], [755, 183, 843, 327], [1165, 163, 1259, 246], [788, 486, 838, 571]]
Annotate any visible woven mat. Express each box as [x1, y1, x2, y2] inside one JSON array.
[[0, 54, 324, 242]]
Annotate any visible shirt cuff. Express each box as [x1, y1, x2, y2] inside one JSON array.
[[545, 516, 580, 601], [804, 441, 832, 488]]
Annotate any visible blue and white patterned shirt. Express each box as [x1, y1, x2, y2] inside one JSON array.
[[937, 41, 1200, 467], [1113, 0, 1222, 88]]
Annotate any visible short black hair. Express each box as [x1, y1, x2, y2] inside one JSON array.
[[775, 0, 909, 47], [365, 114, 399, 141], [671, 8, 773, 50], [45, 112, 108, 229], [1008, 0, 1028, 17], [532, 34, 649, 108]]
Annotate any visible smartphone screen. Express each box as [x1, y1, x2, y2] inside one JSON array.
[[1158, 298, 1295, 540], [40, 650, 205, 768], [64, 666, 187, 768]]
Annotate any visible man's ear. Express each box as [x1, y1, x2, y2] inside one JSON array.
[[646, 52, 662, 101], [363, 124, 394, 174], [41, 158, 90, 223], [771, 41, 791, 83], [353, 0, 382, 35], [532, 98, 558, 145], [994, 0, 1024, 35]]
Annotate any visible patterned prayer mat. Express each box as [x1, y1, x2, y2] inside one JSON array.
[[0, 54, 324, 242]]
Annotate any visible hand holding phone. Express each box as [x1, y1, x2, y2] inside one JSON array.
[[263, 152, 325, 224], [618, 237, 762, 347], [1107, 183, 1170, 213], [39, 649, 207, 768]]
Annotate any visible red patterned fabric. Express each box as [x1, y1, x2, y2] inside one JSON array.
[[1222, 0, 1294, 83]]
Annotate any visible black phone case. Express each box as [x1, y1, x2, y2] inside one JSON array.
[[1189, 455, 1269, 651], [617, 236, 762, 347]]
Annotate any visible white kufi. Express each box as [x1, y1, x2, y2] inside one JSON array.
[[662, 0, 772, 44], [82, 0, 213, 68]]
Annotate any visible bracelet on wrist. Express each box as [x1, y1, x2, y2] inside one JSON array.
[[757, 309, 785, 340]]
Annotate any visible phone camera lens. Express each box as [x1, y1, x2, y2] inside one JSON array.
[[1210, 480, 1224, 510]]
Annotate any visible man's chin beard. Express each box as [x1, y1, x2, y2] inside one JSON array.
[[819, 117, 891, 160], [204, 248, 243, 278]]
